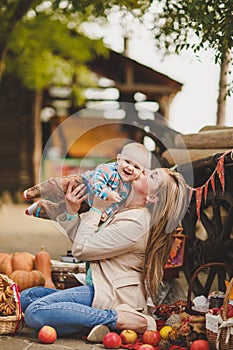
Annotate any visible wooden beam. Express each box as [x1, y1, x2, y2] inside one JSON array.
[[175, 129, 233, 149], [115, 83, 180, 94]]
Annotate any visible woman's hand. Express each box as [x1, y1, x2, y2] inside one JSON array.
[[65, 180, 88, 215]]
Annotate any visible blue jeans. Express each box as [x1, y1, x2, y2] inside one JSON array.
[[21, 285, 117, 336]]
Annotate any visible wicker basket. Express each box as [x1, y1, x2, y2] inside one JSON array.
[[206, 277, 233, 350], [0, 273, 23, 335], [186, 264, 210, 316], [186, 262, 233, 316]]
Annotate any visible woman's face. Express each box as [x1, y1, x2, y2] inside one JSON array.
[[145, 168, 167, 198], [132, 168, 167, 197]]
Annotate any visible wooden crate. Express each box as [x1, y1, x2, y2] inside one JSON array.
[[51, 261, 86, 290], [164, 232, 186, 280]]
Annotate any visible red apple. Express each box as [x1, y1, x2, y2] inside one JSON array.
[[103, 332, 122, 349], [138, 344, 155, 350], [38, 325, 57, 344], [142, 330, 161, 346], [190, 340, 210, 350], [120, 329, 138, 344]]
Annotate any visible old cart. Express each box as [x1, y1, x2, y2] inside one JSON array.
[[143, 122, 233, 296]]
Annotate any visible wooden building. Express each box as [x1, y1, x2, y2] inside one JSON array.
[[87, 50, 182, 119]]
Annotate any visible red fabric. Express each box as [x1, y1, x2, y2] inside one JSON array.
[[121, 336, 160, 349], [11, 282, 22, 335], [120, 336, 143, 349], [204, 182, 209, 203], [156, 319, 165, 330], [210, 174, 216, 195], [216, 155, 225, 192], [120, 338, 189, 350], [195, 187, 203, 221]]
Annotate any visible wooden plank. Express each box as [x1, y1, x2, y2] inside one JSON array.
[[175, 129, 233, 149], [162, 148, 228, 166]]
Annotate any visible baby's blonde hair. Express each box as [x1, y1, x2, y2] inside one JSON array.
[[120, 142, 151, 169]]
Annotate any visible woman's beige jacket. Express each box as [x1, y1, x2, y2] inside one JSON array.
[[57, 207, 151, 313]]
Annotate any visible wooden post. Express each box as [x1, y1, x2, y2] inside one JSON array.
[[216, 50, 231, 125], [33, 89, 43, 184]]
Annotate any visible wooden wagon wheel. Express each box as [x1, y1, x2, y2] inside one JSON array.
[[186, 262, 233, 308], [182, 188, 233, 296]]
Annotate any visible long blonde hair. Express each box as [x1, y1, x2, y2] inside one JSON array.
[[144, 169, 188, 304]]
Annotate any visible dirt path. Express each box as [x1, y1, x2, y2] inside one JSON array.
[[0, 203, 71, 259]]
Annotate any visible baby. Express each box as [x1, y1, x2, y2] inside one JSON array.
[[24, 142, 151, 221]]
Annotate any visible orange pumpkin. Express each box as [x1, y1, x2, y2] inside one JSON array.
[[12, 252, 35, 271], [0, 253, 13, 275], [10, 270, 45, 291]]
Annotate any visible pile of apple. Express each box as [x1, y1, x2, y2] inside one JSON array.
[[36, 324, 211, 349], [103, 329, 161, 350], [102, 328, 211, 350]]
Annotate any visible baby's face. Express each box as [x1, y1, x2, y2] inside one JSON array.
[[117, 150, 145, 182]]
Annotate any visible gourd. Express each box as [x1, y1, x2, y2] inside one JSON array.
[[10, 270, 45, 291], [0, 248, 55, 289], [0, 252, 35, 275], [34, 246, 55, 288], [12, 252, 35, 271], [0, 253, 13, 276]]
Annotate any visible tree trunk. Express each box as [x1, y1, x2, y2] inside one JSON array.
[[216, 51, 231, 125], [0, 73, 36, 196], [0, 47, 8, 80], [33, 90, 43, 185]]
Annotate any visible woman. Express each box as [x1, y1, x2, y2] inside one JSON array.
[[20, 168, 188, 339]]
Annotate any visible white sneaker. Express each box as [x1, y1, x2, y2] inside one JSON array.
[[87, 325, 110, 342]]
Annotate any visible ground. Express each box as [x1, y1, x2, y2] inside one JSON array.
[[0, 325, 106, 349], [0, 201, 188, 349], [0, 203, 71, 258]]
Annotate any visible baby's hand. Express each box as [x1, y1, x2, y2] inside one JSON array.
[[107, 191, 122, 203], [101, 212, 108, 222]]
